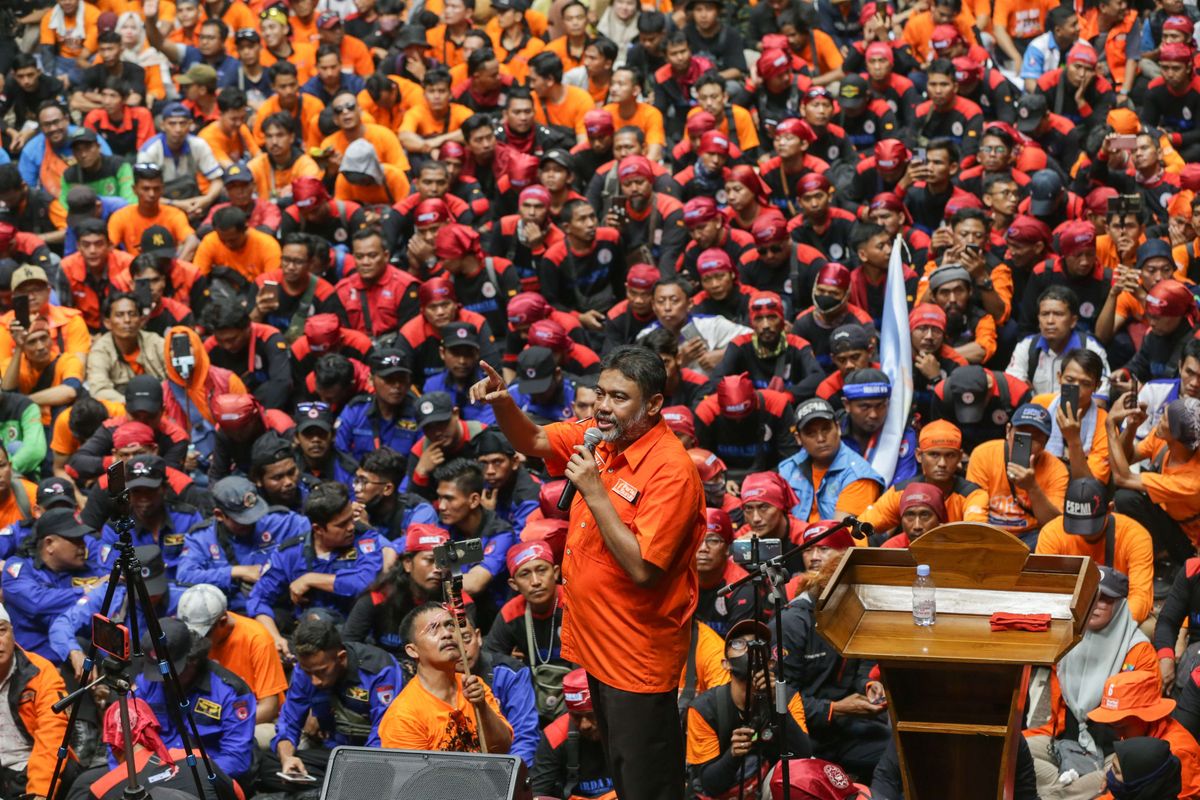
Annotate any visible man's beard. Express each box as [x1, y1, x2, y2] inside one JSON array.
[[596, 404, 653, 444]]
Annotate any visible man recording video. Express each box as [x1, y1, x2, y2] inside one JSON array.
[[471, 344, 705, 800]]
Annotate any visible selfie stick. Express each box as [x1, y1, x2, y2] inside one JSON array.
[[44, 461, 233, 800], [436, 539, 489, 754], [718, 516, 874, 800]]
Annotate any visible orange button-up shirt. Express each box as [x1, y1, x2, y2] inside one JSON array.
[[544, 416, 705, 693]]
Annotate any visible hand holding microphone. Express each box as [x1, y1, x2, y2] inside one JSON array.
[[559, 427, 604, 511]]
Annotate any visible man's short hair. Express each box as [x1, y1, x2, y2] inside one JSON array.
[[293, 615, 344, 656], [201, 297, 251, 331], [360, 447, 406, 487], [217, 87, 248, 113], [587, 36, 619, 64], [212, 206, 248, 232], [1039, 284, 1080, 316], [433, 458, 485, 496], [401, 602, 446, 645], [467, 46, 498, 76], [261, 111, 297, 136], [600, 345, 667, 400], [269, 61, 299, 82], [640, 326, 678, 357], [102, 292, 139, 318], [315, 353, 353, 389], [1060, 348, 1104, 385], [281, 232, 315, 257], [529, 51, 565, 83], [305, 481, 351, 526]]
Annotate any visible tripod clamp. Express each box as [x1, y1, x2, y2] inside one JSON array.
[[717, 515, 873, 800]]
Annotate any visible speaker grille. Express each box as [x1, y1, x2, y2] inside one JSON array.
[[323, 747, 518, 800]]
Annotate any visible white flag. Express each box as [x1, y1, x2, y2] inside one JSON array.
[[872, 235, 914, 485]]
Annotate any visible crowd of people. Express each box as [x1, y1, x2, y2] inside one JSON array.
[[4, 0, 1200, 796]]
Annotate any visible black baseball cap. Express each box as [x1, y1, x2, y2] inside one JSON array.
[[69, 128, 99, 146], [35, 508, 90, 541], [223, 163, 253, 184], [838, 74, 869, 111], [1011, 403, 1053, 437], [140, 617, 191, 682], [251, 431, 294, 471], [133, 545, 168, 597], [517, 346, 557, 395], [474, 428, 515, 456], [1015, 94, 1048, 135], [795, 397, 836, 430], [540, 148, 574, 172], [125, 374, 164, 414], [829, 324, 871, 355], [1063, 477, 1110, 536], [37, 477, 77, 510], [294, 400, 334, 433], [139, 225, 176, 259], [417, 392, 455, 427], [370, 348, 412, 378], [1097, 565, 1130, 600], [212, 476, 268, 526], [946, 365, 989, 424], [125, 455, 166, 490], [1029, 170, 1064, 217], [441, 322, 480, 350]]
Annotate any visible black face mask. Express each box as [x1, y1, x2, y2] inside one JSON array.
[[814, 294, 842, 312], [726, 653, 751, 681]]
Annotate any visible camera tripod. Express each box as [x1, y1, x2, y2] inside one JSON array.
[[719, 516, 874, 800], [45, 460, 232, 800]]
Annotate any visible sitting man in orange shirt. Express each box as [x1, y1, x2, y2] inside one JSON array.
[[320, 90, 410, 172], [107, 163, 198, 260], [0, 317, 84, 428], [199, 87, 261, 168], [0, 265, 92, 362], [315, 12, 375, 77], [603, 66, 665, 162], [249, 113, 323, 206], [252, 62, 325, 149], [528, 51, 593, 141], [399, 68, 472, 157], [176, 583, 289, 742], [335, 139, 411, 207], [965, 403, 1069, 549], [377, 602, 514, 753], [192, 206, 282, 284]]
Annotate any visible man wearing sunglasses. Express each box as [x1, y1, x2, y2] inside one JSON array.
[[318, 89, 409, 172]]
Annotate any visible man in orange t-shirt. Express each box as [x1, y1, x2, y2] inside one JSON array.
[[470, 346, 704, 800], [108, 164, 199, 260], [528, 51, 595, 139], [315, 12, 376, 76], [376, 603, 513, 752], [398, 68, 472, 156], [199, 87, 261, 167], [320, 91, 411, 172], [192, 206, 281, 282]]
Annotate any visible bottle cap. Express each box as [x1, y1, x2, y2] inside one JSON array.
[[916, 564, 931, 577]]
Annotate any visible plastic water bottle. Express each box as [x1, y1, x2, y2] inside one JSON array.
[[913, 564, 936, 626]]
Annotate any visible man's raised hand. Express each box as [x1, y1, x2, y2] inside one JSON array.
[[469, 361, 510, 405]]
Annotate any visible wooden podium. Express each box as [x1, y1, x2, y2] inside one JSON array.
[[814, 523, 1100, 800]]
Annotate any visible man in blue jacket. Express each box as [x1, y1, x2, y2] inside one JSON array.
[[262, 614, 402, 790], [778, 398, 886, 522], [463, 616, 539, 767]]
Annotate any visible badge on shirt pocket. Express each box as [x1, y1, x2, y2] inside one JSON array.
[[612, 479, 639, 503], [194, 698, 222, 720]]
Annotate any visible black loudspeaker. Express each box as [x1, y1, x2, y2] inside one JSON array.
[[319, 746, 525, 800]]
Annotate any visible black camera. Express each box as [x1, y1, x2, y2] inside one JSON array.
[[730, 538, 782, 566], [433, 538, 485, 571]]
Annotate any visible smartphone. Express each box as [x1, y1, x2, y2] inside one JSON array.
[[262, 280, 280, 300], [1060, 383, 1080, 417], [1110, 135, 1138, 151], [730, 538, 783, 565], [1124, 377, 1139, 409], [170, 331, 195, 378], [276, 772, 317, 783], [92, 614, 130, 661], [610, 202, 628, 226], [680, 321, 703, 342], [913, 147, 927, 164], [964, 244, 983, 256], [13, 294, 30, 329], [1010, 431, 1033, 469], [134, 278, 153, 315], [107, 459, 126, 499]]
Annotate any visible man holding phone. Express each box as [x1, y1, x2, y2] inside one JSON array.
[[966, 403, 1070, 548]]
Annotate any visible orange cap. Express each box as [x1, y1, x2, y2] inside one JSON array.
[[1107, 108, 1140, 135], [918, 420, 962, 451], [1086, 670, 1176, 724]]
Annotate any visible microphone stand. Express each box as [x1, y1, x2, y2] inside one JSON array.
[[718, 515, 873, 800]]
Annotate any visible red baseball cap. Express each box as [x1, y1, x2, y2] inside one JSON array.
[[816, 262, 852, 290], [696, 247, 734, 276], [908, 303, 946, 332], [527, 318, 570, 352], [404, 523, 450, 553], [953, 55, 982, 83], [931, 23, 962, 50], [626, 264, 659, 290], [899, 482, 948, 522], [770, 758, 861, 800], [1067, 42, 1098, 66]]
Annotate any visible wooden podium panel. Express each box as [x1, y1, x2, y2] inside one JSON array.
[[814, 523, 1099, 800]]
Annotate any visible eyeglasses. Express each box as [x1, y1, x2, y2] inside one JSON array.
[[979, 146, 1007, 154], [701, 536, 726, 548], [332, 102, 357, 114]]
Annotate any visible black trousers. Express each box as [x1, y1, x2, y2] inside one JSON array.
[[1114, 488, 1196, 564], [586, 675, 686, 800]]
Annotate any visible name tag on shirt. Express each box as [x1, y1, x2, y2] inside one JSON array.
[[612, 479, 639, 503]]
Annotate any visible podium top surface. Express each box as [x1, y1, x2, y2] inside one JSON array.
[[814, 523, 1100, 666]]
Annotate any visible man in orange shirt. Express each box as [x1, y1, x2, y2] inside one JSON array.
[[603, 66, 665, 162], [471, 346, 704, 800], [320, 90, 410, 172], [192, 206, 282, 283], [316, 12, 375, 77], [0, 264, 92, 362], [965, 403, 1070, 548], [528, 51, 594, 140], [249, 112, 323, 205], [107, 164, 199, 260], [426, 0, 473, 69], [252, 62, 325, 149], [398, 68, 472, 156], [199, 87, 261, 167]]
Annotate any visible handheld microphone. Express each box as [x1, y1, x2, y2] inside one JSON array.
[[846, 516, 874, 541], [558, 427, 604, 511]]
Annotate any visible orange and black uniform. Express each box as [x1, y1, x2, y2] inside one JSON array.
[[3, 646, 74, 799], [1035, 68, 1116, 127], [788, 206, 858, 264], [334, 265, 422, 339], [391, 192, 475, 250], [485, 215, 565, 291], [739, 242, 828, 310], [253, 270, 345, 336], [694, 389, 798, 480], [448, 258, 521, 336], [711, 332, 824, 402], [60, 249, 134, 332], [686, 684, 810, 799], [1018, 258, 1112, 334], [539, 228, 626, 316], [792, 305, 876, 372], [531, 713, 615, 799], [397, 309, 501, 383], [289, 327, 373, 389], [931, 371, 1032, 452], [912, 95, 985, 158], [614, 193, 689, 275], [279, 198, 362, 245], [602, 299, 657, 352], [692, 283, 754, 325], [759, 154, 828, 216], [203, 322, 294, 410], [677, 228, 755, 286]]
